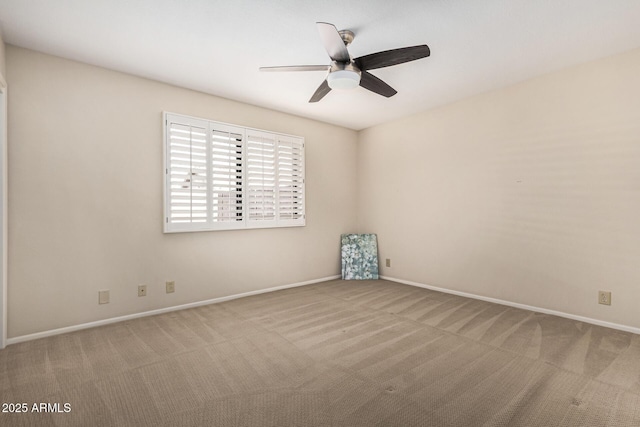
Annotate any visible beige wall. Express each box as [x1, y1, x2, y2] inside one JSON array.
[[7, 46, 358, 337], [358, 48, 640, 329]]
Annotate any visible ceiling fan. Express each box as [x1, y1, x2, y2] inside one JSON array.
[[259, 22, 431, 103]]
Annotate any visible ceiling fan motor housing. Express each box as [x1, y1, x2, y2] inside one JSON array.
[[338, 30, 355, 46]]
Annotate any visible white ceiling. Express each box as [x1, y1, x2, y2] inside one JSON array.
[[1, 0, 640, 130]]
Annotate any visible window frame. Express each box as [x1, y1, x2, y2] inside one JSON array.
[[163, 112, 305, 233]]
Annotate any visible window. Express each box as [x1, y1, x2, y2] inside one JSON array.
[[164, 112, 305, 232]]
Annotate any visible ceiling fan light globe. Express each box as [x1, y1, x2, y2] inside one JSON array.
[[327, 70, 361, 90]]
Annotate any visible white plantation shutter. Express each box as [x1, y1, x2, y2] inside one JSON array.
[[164, 113, 305, 232], [166, 118, 208, 229], [211, 125, 244, 225], [277, 135, 305, 224], [247, 131, 276, 223]]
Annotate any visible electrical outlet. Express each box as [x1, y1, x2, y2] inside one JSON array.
[[138, 285, 147, 297], [98, 290, 110, 304], [598, 291, 611, 305], [386, 258, 391, 267], [166, 281, 175, 293]]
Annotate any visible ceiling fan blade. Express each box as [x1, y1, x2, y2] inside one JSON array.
[[359, 71, 397, 98], [354, 45, 430, 71], [259, 65, 329, 72], [317, 22, 350, 62], [309, 79, 331, 103]]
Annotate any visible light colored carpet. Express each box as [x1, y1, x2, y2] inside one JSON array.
[[1, 279, 640, 426]]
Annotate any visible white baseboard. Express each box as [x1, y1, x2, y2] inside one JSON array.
[[381, 275, 640, 336], [6, 275, 341, 346]]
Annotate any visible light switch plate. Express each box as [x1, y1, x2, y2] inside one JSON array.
[[166, 281, 175, 293], [98, 290, 110, 304]]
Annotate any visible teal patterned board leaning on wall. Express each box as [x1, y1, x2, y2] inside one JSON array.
[[341, 234, 379, 280]]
